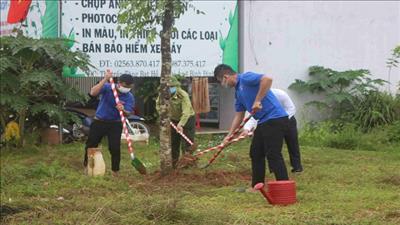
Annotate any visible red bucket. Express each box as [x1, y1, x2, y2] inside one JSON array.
[[254, 180, 297, 205]]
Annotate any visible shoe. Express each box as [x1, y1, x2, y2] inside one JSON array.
[[112, 171, 119, 177], [291, 168, 303, 173]]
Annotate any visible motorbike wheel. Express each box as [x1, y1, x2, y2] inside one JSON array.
[[126, 121, 149, 136], [72, 123, 85, 139]]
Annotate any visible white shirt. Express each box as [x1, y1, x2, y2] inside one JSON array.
[[243, 89, 296, 131]]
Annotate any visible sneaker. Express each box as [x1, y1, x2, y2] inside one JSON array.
[[112, 171, 119, 177]]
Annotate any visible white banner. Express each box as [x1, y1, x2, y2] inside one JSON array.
[[61, 0, 238, 77]]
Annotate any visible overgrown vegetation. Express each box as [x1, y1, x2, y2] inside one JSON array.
[[0, 33, 91, 146], [353, 91, 400, 131]]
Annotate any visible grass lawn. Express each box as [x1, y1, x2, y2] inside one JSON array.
[[1, 136, 399, 225]]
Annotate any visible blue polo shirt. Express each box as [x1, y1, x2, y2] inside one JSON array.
[[95, 83, 134, 121], [235, 72, 288, 124]]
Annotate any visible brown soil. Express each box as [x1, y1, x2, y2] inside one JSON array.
[[176, 154, 198, 169], [385, 210, 400, 219], [131, 169, 251, 194]]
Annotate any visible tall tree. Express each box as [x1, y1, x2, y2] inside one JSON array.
[[118, 0, 189, 175]]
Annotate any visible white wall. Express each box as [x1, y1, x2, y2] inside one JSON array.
[[238, 1, 400, 124]]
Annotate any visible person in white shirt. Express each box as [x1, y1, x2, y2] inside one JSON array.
[[242, 88, 303, 173]]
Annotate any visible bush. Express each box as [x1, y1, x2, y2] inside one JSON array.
[[299, 121, 362, 150], [299, 121, 335, 147], [299, 120, 400, 151], [289, 66, 386, 120], [387, 121, 400, 143], [352, 91, 400, 131], [0, 33, 91, 146], [324, 123, 362, 150]]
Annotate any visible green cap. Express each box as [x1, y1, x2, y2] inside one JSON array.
[[169, 76, 181, 87]]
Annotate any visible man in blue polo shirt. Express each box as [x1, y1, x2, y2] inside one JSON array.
[[83, 70, 135, 177], [214, 64, 289, 187]]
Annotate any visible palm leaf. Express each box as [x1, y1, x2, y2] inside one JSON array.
[[0, 93, 29, 111]]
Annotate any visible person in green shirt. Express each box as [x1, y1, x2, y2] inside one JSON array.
[[156, 76, 196, 168]]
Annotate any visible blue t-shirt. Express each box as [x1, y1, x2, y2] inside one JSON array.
[[235, 72, 288, 124], [95, 83, 135, 121]]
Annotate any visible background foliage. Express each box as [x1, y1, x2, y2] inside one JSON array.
[[0, 33, 91, 146], [290, 66, 399, 130], [289, 66, 387, 121]]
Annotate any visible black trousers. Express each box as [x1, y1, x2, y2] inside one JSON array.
[[285, 117, 302, 171], [250, 117, 289, 186], [83, 119, 123, 172], [171, 116, 195, 168]]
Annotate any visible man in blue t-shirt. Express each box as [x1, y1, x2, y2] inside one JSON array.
[[214, 64, 290, 187], [83, 70, 135, 177]]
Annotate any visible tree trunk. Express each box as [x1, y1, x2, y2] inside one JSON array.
[[18, 108, 27, 147], [0, 112, 6, 133], [159, 0, 174, 176]]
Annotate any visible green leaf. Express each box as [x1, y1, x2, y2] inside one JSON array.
[[327, 92, 353, 104], [0, 93, 29, 112], [0, 56, 17, 73], [288, 79, 309, 93], [305, 101, 329, 110], [20, 70, 57, 87]]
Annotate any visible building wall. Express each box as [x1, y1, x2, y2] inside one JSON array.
[[63, 2, 400, 130], [227, 1, 399, 128]]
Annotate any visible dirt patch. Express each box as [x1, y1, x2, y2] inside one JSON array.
[[131, 169, 251, 193], [381, 175, 400, 186], [176, 154, 198, 169], [385, 210, 400, 219]]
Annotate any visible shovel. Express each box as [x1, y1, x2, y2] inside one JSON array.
[[109, 72, 146, 175], [170, 121, 198, 153], [170, 121, 198, 168], [177, 118, 254, 169], [202, 112, 255, 168]]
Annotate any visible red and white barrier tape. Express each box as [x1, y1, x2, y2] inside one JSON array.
[[170, 121, 194, 146], [195, 132, 252, 157], [109, 76, 135, 160], [204, 113, 255, 166]]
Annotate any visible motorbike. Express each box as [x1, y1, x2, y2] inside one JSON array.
[[59, 107, 150, 143], [54, 94, 150, 143]]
